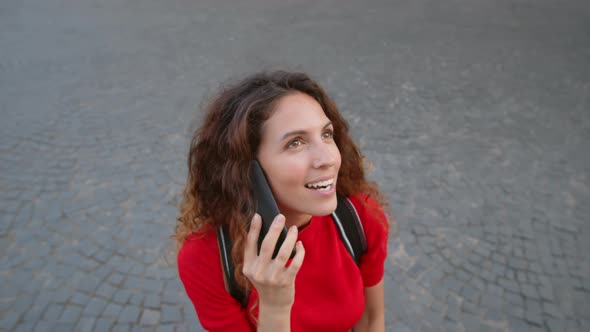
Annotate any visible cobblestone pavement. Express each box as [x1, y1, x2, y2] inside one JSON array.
[[1, 0, 589, 331]]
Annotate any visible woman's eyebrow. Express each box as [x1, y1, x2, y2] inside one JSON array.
[[280, 121, 333, 141]]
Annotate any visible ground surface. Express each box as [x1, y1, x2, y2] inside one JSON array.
[[1, 0, 589, 331]]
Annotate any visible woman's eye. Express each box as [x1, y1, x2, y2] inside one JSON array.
[[322, 130, 334, 139], [287, 139, 303, 149]]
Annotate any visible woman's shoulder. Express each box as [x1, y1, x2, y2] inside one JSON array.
[[347, 192, 389, 287], [177, 227, 219, 269], [347, 193, 386, 218], [346, 192, 389, 234]]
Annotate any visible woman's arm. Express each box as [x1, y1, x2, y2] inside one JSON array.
[[353, 279, 385, 332]]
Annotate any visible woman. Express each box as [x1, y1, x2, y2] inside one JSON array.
[[174, 71, 391, 331]]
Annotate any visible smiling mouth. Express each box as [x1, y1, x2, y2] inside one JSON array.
[[304, 178, 335, 191]]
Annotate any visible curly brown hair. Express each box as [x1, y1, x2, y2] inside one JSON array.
[[173, 70, 389, 294]]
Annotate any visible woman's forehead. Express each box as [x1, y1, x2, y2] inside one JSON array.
[[262, 93, 329, 136]]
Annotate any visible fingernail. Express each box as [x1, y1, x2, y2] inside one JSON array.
[[289, 225, 297, 233], [273, 214, 284, 226]]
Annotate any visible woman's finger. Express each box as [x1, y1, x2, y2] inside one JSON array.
[[243, 214, 261, 264], [274, 225, 298, 264], [284, 241, 305, 279], [259, 214, 285, 260]]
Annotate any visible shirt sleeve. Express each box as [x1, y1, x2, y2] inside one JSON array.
[[349, 194, 389, 287], [177, 232, 255, 331]]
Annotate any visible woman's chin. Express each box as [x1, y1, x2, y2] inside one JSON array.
[[306, 194, 338, 216], [279, 190, 338, 218]]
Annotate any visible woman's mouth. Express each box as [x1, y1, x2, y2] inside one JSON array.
[[304, 178, 335, 192]]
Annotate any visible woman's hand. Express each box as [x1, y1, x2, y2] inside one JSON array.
[[243, 213, 305, 311]]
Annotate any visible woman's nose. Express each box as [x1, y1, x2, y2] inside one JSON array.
[[311, 143, 338, 169]]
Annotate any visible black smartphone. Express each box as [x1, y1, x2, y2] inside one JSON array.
[[250, 160, 295, 259]]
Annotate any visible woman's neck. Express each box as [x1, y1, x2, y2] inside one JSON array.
[[283, 211, 312, 229]]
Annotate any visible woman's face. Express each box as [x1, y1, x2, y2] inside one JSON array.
[[257, 92, 342, 226]]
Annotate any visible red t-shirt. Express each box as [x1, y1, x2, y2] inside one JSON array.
[[177, 194, 389, 331]]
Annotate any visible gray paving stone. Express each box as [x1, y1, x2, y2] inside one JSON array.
[[12, 294, 34, 313], [0, 310, 20, 331], [542, 301, 564, 319], [131, 326, 152, 332], [161, 305, 182, 323], [175, 323, 191, 332], [463, 261, 480, 276], [79, 243, 100, 258], [456, 269, 471, 282], [108, 273, 125, 286], [83, 297, 108, 316], [53, 322, 77, 330], [74, 317, 96, 332], [164, 279, 182, 294], [70, 292, 90, 306], [76, 275, 101, 293], [103, 303, 123, 318], [94, 264, 116, 281], [445, 303, 461, 322], [22, 304, 46, 321], [14, 322, 36, 332], [544, 317, 565, 332], [573, 291, 589, 318], [505, 302, 526, 321], [144, 293, 161, 308], [460, 286, 480, 304], [525, 299, 544, 326], [113, 289, 133, 304], [93, 318, 115, 332], [480, 270, 495, 283], [162, 292, 180, 304], [499, 278, 521, 294], [442, 318, 463, 332], [481, 293, 503, 310], [96, 283, 117, 299], [389, 322, 413, 332], [506, 315, 530, 331], [59, 305, 82, 323], [118, 305, 141, 324], [516, 270, 528, 283], [522, 283, 540, 300], [93, 250, 113, 264], [33, 321, 54, 332], [140, 309, 160, 325], [129, 263, 146, 277], [469, 277, 486, 292], [430, 299, 446, 314], [112, 324, 131, 332], [527, 272, 540, 284], [125, 277, 165, 293], [492, 264, 506, 279], [566, 318, 580, 331], [407, 262, 428, 279], [462, 312, 481, 331], [528, 262, 543, 274], [155, 324, 175, 332], [43, 303, 64, 321], [443, 276, 463, 294], [129, 293, 144, 306]]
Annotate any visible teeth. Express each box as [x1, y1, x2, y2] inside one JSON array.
[[305, 178, 334, 189]]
